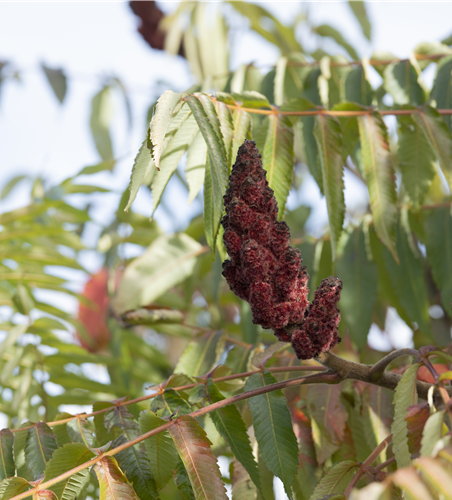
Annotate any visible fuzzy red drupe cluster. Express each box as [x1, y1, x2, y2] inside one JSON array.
[[221, 139, 342, 359]]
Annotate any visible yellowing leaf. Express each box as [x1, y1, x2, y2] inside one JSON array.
[[94, 456, 140, 500]]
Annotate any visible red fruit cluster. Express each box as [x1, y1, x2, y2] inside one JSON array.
[[222, 140, 310, 335], [291, 277, 342, 360], [222, 140, 342, 359]]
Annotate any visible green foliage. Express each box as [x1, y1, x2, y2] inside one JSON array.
[[4, 3, 452, 500]]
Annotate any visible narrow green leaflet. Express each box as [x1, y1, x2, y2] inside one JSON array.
[[412, 105, 452, 194], [382, 223, 430, 334], [336, 225, 378, 349], [231, 458, 257, 500], [150, 389, 192, 418], [345, 67, 374, 106], [206, 379, 262, 493], [150, 90, 183, 169], [185, 94, 228, 252], [245, 371, 298, 498], [168, 415, 228, 500], [424, 207, 452, 318], [44, 443, 94, 500], [139, 411, 179, 491], [262, 114, 294, 219], [66, 416, 94, 448], [251, 342, 287, 369], [215, 100, 234, 171], [0, 477, 30, 500], [398, 114, 436, 207], [0, 430, 14, 481], [307, 384, 348, 464], [313, 25, 359, 61], [41, 64, 67, 104], [391, 363, 421, 468], [309, 461, 358, 500], [111, 434, 159, 500], [124, 137, 156, 212], [314, 115, 344, 258], [12, 422, 33, 481], [230, 91, 272, 109], [151, 109, 198, 214], [185, 132, 207, 204], [94, 455, 140, 500], [174, 331, 224, 377], [420, 410, 446, 457], [358, 112, 398, 261], [113, 233, 203, 314], [348, 1, 371, 40], [225, 344, 253, 375], [431, 55, 452, 130], [361, 386, 393, 464], [90, 86, 114, 161], [25, 423, 58, 479], [174, 459, 196, 500], [383, 61, 425, 105]]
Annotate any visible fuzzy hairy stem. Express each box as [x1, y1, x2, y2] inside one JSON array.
[[9, 371, 339, 500], [316, 351, 452, 402]]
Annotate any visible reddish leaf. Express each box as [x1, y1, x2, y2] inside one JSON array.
[[93, 455, 139, 500], [417, 365, 450, 383], [77, 268, 110, 352], [33, 489, 59, 500], [168, 415, 228, 500], [406, 403, 430, 455]]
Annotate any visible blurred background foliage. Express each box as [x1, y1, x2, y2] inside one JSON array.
[[2, 1, 452, 499]]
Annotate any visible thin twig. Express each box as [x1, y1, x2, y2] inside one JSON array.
[[344, 434, 393, 499], [9, 365, 326, 433], [9, 371, 340, 500]]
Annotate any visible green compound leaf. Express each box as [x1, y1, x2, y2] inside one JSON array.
[[262, 114, 294, 219], [309, 460, 358, 500], [424, 207, 452, 319], [336, 224, 378, 349], [94, 455, 140, 500], [139, 411, 179, 491], [0, 429, 14, 481], [358, 112, 398, 261], [206, 379, 262, 494], [398, 114, 436, 207], [391, 363, 421, 468], [13, 422, 34, 481], [383, 61, 425, 105], [44, 443, 94, 500], [314, 114, 345, 259], [245, 371, 298, 499], [25, 423, 58, 480], [168, 415, 228, 500], [150, 90, 183, 169], [174, 330, 224, 378]]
